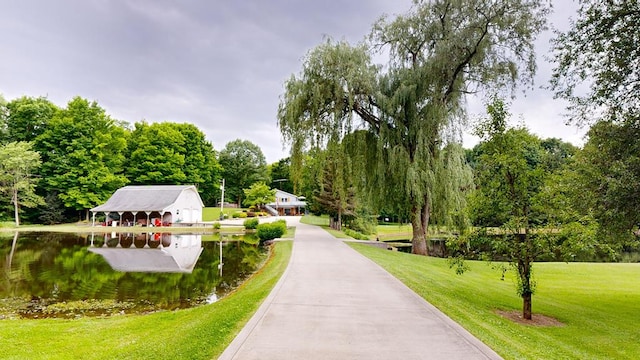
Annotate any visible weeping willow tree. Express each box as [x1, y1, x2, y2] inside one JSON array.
[[278, 0, 549, 255]]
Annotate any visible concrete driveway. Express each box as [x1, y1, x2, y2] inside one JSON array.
[[219, 216, 502, 359]]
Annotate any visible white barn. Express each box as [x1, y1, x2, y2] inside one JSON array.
[[90, 185, 204, 226]]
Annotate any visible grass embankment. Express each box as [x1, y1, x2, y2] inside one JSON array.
[[300, 215, 350, 239], [300, 215, 435, 241], [350, 243, 640, 359], [0, 241, 293, 360]]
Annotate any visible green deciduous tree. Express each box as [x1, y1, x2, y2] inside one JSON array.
[[0, 142, 44, 226], [551, 0, 640, 124], [173, 123, 222, 205], [279, 0, 548, 255], [36, 97, 129, 219], [268, 157, 294, 194], [219, 139, 268, 205], [5, 96, 58, 143], [125, 122, 187, 184], [572, 118, 640, 243], [125, 122, 222, 205], [242, 182, 275, 209], [551, 1, 640, 243], [470, 99, 555, 320]]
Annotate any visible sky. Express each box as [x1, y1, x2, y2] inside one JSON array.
[[0, 0, 584, 163]]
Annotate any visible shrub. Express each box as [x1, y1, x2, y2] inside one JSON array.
[[232, 211, 248, 218], [348, 216, 377, 235], [246, 211, 257, 217], [256, 220, 287, 242], [344, 228, 369, 240], [213, 222, 221, 230], [243, 218, 259, 230]]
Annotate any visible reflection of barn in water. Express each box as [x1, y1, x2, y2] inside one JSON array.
[[89, 233, 203, 273]]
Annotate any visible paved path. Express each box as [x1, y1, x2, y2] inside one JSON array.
[[219, 217, 502, 360]]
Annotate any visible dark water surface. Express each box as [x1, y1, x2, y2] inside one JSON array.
[[0, 232, 266, 319]]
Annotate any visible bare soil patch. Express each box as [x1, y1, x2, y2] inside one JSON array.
[[495, 310, 564, 327]]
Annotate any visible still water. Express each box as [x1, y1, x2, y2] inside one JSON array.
[[0, 232, 266, 319]]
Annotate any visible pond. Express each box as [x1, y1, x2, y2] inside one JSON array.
[[0, 231, 267, 319]]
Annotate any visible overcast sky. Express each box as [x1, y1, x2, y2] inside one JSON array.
[[0, 0, 583, 163]]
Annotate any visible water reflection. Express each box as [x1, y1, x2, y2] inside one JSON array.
[[0, 232, 266, 319], [89, 233, 204, 273]]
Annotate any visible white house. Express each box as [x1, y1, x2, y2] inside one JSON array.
[[266, 189, 306, 216], [90, 185, 204, 226]]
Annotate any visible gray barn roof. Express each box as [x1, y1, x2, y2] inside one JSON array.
[[88, 247, 203, 273], [91, 185, 202, 213]]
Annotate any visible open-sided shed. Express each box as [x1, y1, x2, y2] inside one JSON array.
[[90, 185, 204, 226]]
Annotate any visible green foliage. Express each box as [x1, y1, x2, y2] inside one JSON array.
[[256, 220, 287, 241], [173, 123, 223, 205], [343, 228, 369, 240], [268, 157, 294, 193], [346, 214, 377, 235], [279, 0, 548, 254], [469, 98, 559, 319], [0, 142, 44, 226], [242, 182, 275, 208], [551, 0, 640, 124], [35, 97, 128, 215], [232, 211, 248, 219], [219, 139, 268, 205], [212, 222, 221, 230], [571, 118, 640, 244], [243, 217, 259, 230], [4, 96, 58, 143], [125, 121, 187, 184]]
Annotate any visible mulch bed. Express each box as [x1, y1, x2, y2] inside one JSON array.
[[495, 310, 564, 327]]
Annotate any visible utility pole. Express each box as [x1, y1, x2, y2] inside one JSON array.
[[219, 179, 225, 220]]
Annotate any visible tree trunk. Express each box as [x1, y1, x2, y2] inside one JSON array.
[[411, 204, 428, 255], [518, 252, 533, 320], [421, 202, 430, 240], [522, 292, 532, 320]]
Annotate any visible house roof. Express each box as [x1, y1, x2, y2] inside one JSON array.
[[91, 185, 203, 213], [269, 189, 306, 207], [88, 246, 203, 273]]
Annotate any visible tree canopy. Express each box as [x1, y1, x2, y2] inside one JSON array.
[[551, 0, 640, 124], [36, 97, 129, 217], [278, 0, 549, 254], [242, 182, 275, 209], [0, 141, 44, 226], [219, 139, 268, 205]]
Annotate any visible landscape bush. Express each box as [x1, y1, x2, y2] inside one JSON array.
[[256, 220, 287, 242], [243, 218, 259, 230], [212, 222, 221, 230], [232, 211, 248, 218], [344, 228, 369, 240]]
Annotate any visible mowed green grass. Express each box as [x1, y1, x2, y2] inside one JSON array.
[[300, 215, 351, 239], [350, 243, 640, 359], [203, 207, 249, 221], [0, 241, 292, 360]]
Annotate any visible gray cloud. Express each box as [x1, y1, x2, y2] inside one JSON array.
[[1, 0, 581, 162]]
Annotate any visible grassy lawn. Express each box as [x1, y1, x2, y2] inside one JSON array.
[[350, 243, 640, 359], [0, 241, 293, 360], [203, 207, 250, 221], [300, 215, 351, 239]]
